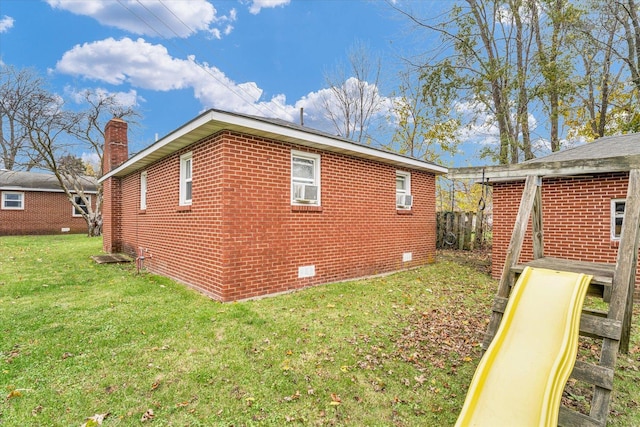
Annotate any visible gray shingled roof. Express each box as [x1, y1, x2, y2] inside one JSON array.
[[101, 108, 447, 181], [0, 170, 98, 192], [525, 133, 640, 164]]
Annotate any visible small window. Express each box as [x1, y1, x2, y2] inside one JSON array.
[[611, 199, 626, 240], [73, 195, 90, 217], [2, 191, 24, 210], [140, 171, 148, 210], [180, 152, 192, 206], [291, 151, 320, 205], [396, 171, 412, 209]]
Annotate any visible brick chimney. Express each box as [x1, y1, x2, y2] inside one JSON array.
[[102, 118, 128, 254], [103, 118, 129, 174]]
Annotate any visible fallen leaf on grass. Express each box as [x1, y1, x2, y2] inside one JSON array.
[[81, 413, 109, 427], [329, 393, 341, 406], [283, 390, 301, 402], [6, 389, 22, 400], [414, 375, 427, 385], [141, 409, 154, 422]]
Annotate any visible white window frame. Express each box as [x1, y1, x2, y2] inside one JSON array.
[[140, 171, 148, 210], [396, 171, 412, 209], [73, 195, 91, 217], [179, 152, 193, 206], [611, 199, 626, 240], [291, 150, 321, 206], [1, 191, 24, 210]]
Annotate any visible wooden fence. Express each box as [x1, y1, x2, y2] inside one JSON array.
[[436, 211, 488, 250]]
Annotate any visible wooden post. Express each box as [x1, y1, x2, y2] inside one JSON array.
[[482, 175, 540, 350], [458, 212, 466, 250], [531, 179, 544, 260], [464, 212, 474, 250], [587, 169, 640, 427], [615, 169, 640, 353]]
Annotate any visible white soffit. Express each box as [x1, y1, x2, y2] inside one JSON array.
[[100, 110, 448, 182]]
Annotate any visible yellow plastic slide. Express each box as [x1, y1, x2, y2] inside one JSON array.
[[456, 267, 592, 427]]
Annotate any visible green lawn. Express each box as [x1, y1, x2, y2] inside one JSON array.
[[0, 235, 638, 426]]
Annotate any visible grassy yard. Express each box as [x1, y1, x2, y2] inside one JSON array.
[[0, 235, 638, 426]]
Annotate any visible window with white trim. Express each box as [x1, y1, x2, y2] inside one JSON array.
[[396, 171, 412, 209], [2, 191, 24, 210], [611, 199, 625, 240], [291, 151, 320, 205], [73, 195, 90, 217], [180, 152, 192, 206], [140, 171, 148, 210]]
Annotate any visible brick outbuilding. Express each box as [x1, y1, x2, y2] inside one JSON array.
[[99, 110, 447, 301], [0, 170, 97, 236], [450, 133, 640, 300]]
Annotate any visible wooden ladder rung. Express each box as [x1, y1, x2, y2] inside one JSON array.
[[559, 406, 606, 427], [570, 361, 615, 390], [491, 296, 508, 313], [579, 314, 622, 340]]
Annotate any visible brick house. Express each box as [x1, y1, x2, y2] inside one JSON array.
[[99, 110, 447, 301], [0, 170, 97, 236], [450, 133, 640, 299]]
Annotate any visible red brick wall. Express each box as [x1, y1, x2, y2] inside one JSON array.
[[0, 191, 92, 235], [492, 172, 640, 299], [109, 130, 437, 301]]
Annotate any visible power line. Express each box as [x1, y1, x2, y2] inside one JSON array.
[[113, 0, 289, 119]]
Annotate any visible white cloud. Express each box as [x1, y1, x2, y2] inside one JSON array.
[[55, 37, 393, 137], [247, 0, 291, 15], [294, 77, 393, 136], [0, 15, 14, 33], [55, 37, 295, 119], [45, 0, 235, 38], [65, 86, 141, 109]]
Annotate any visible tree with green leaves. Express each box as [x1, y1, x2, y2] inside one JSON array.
[[385, 69, 460, 162], [390, 0, 594, 163]]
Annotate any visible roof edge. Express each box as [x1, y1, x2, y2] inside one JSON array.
[[99, 109, 447, 182], [448, 155, 640, 181]]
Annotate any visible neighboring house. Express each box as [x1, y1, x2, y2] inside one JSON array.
[[450, 133, 640, 300], [99, 110, 447, 301], [0, 170, 97, 236]]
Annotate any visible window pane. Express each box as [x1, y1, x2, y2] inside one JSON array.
[[185, 159, 192, 180], [140, 173, 147, 209], [4, 193, 23, 208], [74, 196, 89, 214], [185, 181, 192, 201], [293, 157, 314, 180], [615, 217, 623, 237], [615, 202, 625, 215], [396, 176, 406, 191]]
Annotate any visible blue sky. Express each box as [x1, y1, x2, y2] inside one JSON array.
[[0, 0, 478, 166]]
